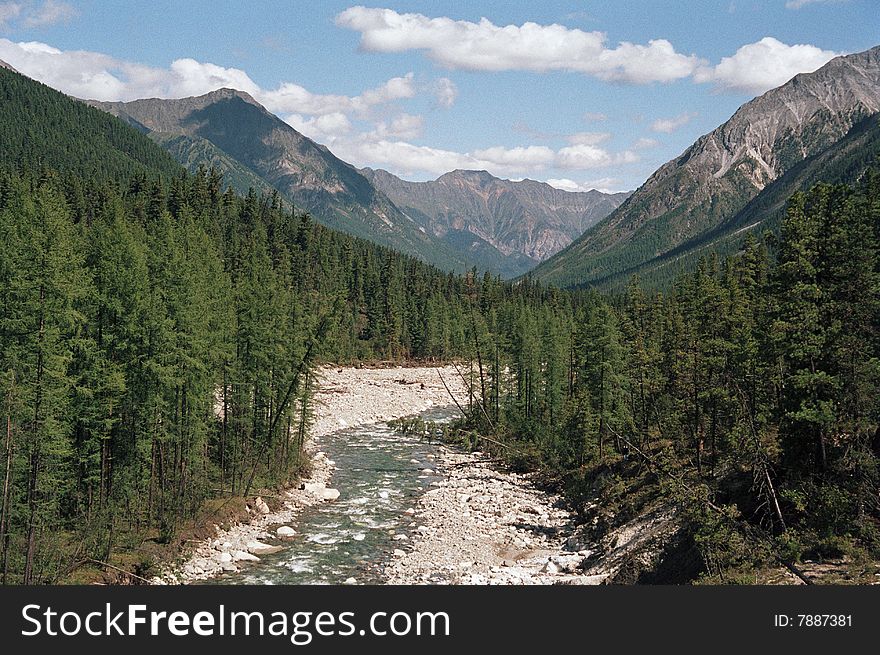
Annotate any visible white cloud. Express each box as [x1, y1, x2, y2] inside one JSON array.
[[546, 177, 624, 193], [261, 73, 414, 117], [785, 0, 847, 9], [472, 145, 555, 168], [332, 135, 639, 179], [358, 72, 415, 106], [556, 143, 638, 169], [167, 58, 262, 99], [0, 36, 421, 117], [651, 111, 697, 133], [335, 6, 704, 84], [284, 112, 352, 143], [694, 37, 841, 94], [566, 131, 612, 146], [546, 178, 589, 192], [336, 140, 475, 177], [370, 112, 424, 140], [0, 35, 641, 185], [22, 0, 76, 27], [632, 137, 660, 150], [0, 3, 22, 28], [432, 76, 457, 108]]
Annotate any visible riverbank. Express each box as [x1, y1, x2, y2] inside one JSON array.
[[151, 365, 469, 584], [383, 443, 612, 584]]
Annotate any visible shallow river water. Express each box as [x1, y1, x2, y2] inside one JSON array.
[[205, 406, 457, 585]]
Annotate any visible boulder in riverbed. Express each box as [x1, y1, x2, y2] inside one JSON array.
[[276, 526, 297, 538], [254, 496, 270, 514], [321, 488, 340, 501], [232, 550, 260, 562], [246, 540, 283, 555]]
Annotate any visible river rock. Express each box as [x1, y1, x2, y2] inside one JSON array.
[[541, 559, 560, 574], [276, 526, 297, 538], [393, 549, 406, 557], [246, 540, 282, 555], [233, 550, 260, 562], [216, 551, 233, 564], [321, 488, 341, 501], [254, 496, 270, 514]]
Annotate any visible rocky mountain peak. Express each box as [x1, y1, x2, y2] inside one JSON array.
[[440, 169, 497, 185], [199, 87, 262, 107], [531, 45, 880, 289]]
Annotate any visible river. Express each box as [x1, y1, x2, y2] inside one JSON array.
[[204, 405, 458, 585]]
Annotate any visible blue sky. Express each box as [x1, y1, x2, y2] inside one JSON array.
[[0, 0, 877, 192]]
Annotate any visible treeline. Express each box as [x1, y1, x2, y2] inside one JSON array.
[[0, 165, 563, 583], [456, 174, 880, 580], [0, 67, 183, 183]]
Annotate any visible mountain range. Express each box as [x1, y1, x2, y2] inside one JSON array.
[[361, 168, 629, 277], [6, 43, 880, 288], [90, 91, 625, 277], [531, 45, 880, 289]]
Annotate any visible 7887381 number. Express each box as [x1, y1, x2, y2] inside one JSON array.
[[797, 615, 851, 627]]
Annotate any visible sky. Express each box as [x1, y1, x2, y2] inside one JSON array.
[[0, 1, 877, 193]]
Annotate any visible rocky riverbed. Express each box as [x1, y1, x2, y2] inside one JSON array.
[[153, 363, 671, 586], [151, 365, 468, 584], [383, 448, 603, 585]]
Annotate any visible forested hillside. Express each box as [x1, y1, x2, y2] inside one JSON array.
[[0, 164, 571, 583], [448, 173, 880, 581], [0, 67, 183, 182]]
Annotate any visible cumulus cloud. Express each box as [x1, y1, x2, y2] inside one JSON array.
[[370, 112, 425, 140], [284, 112, 353, 143], [262, 73, 414, 117], [472, 145, 555, 168], [0, 34, 643, 185], [331, 135, 639, 179], [23, 0, 76, 27], [335, 6, 704, 84], [556, 143, 638, 169], [694, 37, 841, 94], [0, 36, 422, 119], [566, 132, 612, 146], [651, 111, 697, 133], [546, 177, 624, 193]]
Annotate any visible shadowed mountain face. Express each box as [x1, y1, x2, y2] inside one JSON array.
[[362, 168, 630, 273], [532, 45, 880, 289], [91, 89, 474, 271]]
